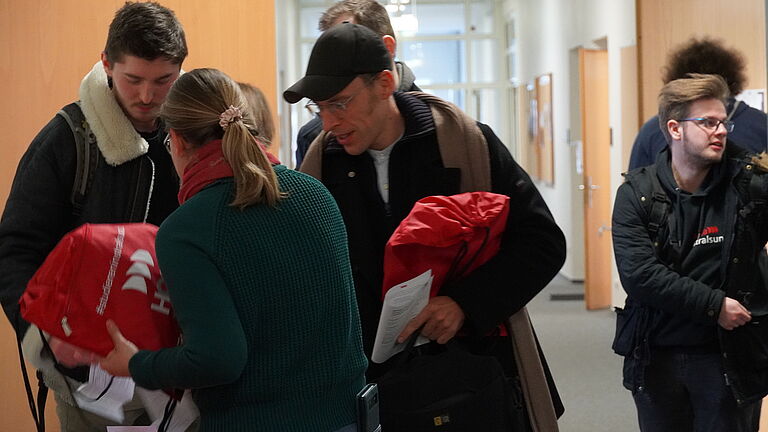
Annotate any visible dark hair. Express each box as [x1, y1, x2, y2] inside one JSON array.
[[658, 73, 729, 144], [662, 37, 746, 96], [162, 69, 282, 208], [104, 2, 188, 65], [319, 0, 395, 41]]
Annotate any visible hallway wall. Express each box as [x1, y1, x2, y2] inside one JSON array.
[[506, 0, 636, 284], [0, 1, 276, 429]]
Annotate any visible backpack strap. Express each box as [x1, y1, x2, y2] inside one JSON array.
[[16, 330, 46, 432], [624, 165, 670, 248], [56, 102, 99, 217]]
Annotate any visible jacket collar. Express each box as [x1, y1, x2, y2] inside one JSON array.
[[393, 92, 436, 141], [78, 62, 149, 166], [395, 61, 419, 92]]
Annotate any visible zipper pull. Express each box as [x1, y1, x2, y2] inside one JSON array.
[[61, 316, 72, 337]]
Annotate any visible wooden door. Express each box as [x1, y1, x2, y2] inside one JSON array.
[[579, 48, 612, 310]]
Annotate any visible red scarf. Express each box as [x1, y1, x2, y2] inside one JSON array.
[[177, 140, 281, 204]]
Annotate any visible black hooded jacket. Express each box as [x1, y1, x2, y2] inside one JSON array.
[[613, 142, 768, 404]]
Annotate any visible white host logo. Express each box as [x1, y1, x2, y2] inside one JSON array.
[[121, 249, 171, 316]]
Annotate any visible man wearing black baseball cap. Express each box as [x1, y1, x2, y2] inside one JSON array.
[[286, 22, 565, 429], [290, 0, 422, 169]]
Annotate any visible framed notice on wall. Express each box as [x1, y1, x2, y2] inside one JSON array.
[[522, 82, 539, 179], [536, 73, 555, 185]]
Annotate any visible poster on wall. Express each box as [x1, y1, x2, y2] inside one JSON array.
[[525, 83, 539, 180]]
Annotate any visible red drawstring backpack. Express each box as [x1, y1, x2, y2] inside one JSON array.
[[20, 223, 180, 357], [382, 191, 510, 299]]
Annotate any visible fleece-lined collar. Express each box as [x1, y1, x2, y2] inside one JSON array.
[[78, 62, 149, 166]]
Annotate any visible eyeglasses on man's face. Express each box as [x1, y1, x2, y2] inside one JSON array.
[[304, 75, 378, 119], [678, 117, 735, 133], [305, 87, 365, 119]]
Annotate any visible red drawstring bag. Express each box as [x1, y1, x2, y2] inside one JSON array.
[[20, 223, 180, 357], [382, 192, 510, 299]]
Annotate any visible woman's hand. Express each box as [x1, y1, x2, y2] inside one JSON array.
[[99, 320, 139, 377]]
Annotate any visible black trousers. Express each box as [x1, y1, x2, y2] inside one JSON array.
[[633, 350, 760, 432]]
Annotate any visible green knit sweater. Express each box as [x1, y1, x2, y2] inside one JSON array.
[[129, 165, 367, 431]]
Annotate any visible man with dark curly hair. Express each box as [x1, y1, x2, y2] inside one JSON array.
[[628, 37, 767, 169]]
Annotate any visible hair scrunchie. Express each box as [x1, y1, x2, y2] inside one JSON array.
[[219, 105, 243, 130]]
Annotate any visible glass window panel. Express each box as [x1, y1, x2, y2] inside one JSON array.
[[300, 43, 314, 82], [300, 7, 325, 38], [470, 39, 498, 83], [396, 3, 464, 36], [421, 88, 466, 111], [469, 0, 494, 34], [472, 88, 505, 143], [400, 40, 466, 86]]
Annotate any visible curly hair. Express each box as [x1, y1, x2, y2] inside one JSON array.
[[662, 37, 746, 95]]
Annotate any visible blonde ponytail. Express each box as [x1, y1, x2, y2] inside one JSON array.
[[222, 120, 282, 208]]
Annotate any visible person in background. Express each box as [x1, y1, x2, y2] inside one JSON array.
[[100, 68, 367, 432], [628, 37, 767, 170], [294, 0, 420, 168], [613, 74, 768, 431], [238, 82, 275, 146], [0, 2, 188, 430]]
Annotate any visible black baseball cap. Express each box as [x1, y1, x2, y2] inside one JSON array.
[[283, 23, 391, 104]]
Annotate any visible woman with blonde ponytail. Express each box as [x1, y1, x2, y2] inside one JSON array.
[[100, 68, 367, 432]]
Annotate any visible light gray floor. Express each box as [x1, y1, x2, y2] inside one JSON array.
[[527, 275, 637, 432]]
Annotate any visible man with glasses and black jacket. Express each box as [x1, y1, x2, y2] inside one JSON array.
[[613, 73, 768, 431]]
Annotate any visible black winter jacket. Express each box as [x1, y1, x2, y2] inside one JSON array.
[[0, 107, 178, 338], [613, 143, 768, 404], [313, 92, 566, 378]]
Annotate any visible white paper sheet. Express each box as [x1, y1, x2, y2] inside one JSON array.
[[371, 270, 432, 363], [74, 364, 135, 423], [136, 387, 199, 432]]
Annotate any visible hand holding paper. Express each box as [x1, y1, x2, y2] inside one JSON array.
[[371, 270, 433, 363], [397, 296, 465, 344]]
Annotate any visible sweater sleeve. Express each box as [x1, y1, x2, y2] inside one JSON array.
[[129, 216, 248, 390], [445, 123, 567, 335], [611, 182, 723, 323]]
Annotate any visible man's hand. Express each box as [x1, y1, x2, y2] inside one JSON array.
[[397, 296, 465, 345], [718, 297, 752, 330], [49, 337, 102, 367], [99, 320, 138, 377]]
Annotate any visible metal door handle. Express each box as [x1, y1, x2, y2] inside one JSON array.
[[579, 176, 599, 208]]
